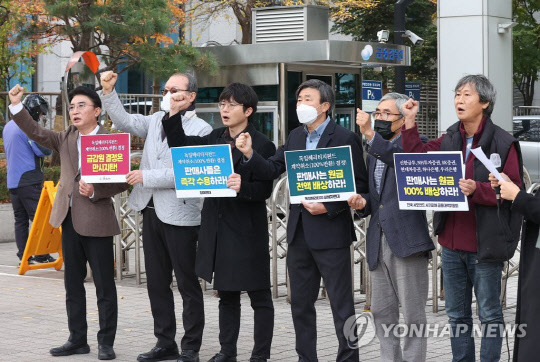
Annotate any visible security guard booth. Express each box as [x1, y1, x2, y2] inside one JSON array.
[[194, 6, 411, 146]]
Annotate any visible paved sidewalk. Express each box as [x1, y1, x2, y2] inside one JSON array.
[[0, 240, 517, 361]]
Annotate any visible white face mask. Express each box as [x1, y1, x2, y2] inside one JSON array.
[[161, 91, 171, 112], [296, 104, 320, 125]]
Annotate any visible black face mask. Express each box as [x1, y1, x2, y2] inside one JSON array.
[[374, 120, 396, 140]]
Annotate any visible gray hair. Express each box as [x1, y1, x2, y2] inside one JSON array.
[[170, 72, 198, 93], [454, 74, 496, 116], [379, 92, 410, 117], [296, 79, 335, 114]]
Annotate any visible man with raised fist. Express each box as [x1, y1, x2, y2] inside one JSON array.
[[100, 71, 211, 362], [8, 84, 128, 360]]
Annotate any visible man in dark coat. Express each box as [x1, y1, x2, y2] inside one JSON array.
[[235, 79, 369, 362], [162, 83, 276, 362], [489, 173, 539, 361]]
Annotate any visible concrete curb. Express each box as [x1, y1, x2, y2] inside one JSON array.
[[0, 203, 15, 243]]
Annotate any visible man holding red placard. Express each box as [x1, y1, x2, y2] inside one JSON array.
[[8, 84, 128, 360]]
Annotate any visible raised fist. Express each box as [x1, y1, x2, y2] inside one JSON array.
[[356, 108, 374, 140], [100, 71, 118, 94], [8, 84, 24, 105], [235, 132, 253, 158]]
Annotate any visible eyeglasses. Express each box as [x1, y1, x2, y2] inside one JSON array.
[[218, 102, 243, 110], [371, 111, 402, 121], [68, 102, 96, 112], [161, 87, 190, 96]]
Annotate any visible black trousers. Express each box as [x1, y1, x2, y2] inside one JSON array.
[[218, 289, 274, 358], [10, 183, 41, 259], [142, 207, 204, 351], [287, 225, 359, 362], [61, 209, 117, 346]]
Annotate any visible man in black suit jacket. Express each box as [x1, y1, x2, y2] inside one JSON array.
[[236, 79, 368, 361]]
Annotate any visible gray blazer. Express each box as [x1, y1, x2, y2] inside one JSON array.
[[100, 90, 212, 226], [358, 132, 434, 271]]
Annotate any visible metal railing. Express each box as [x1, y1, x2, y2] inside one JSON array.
[[514, 106, 540, 116], [110, 178, 524, 312]]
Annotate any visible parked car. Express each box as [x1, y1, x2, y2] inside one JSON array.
[[122, 100, 155, 115], [513, 115, 540, 188]]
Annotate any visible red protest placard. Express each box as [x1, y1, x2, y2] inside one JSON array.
[[80, 133, 130, 183]]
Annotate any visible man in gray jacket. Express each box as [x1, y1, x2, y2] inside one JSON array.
[[100, 71, 212, 362], [349, 93, 434, 362]]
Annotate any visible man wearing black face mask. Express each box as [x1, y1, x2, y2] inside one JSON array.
[[347, 93, 434, 362]]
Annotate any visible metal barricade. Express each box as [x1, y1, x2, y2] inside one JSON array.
[[108, 169, 529, 310]]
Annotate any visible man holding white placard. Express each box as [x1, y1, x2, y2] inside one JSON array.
[[352, 92, 434, 361], [401, 74, 523, 361], [100, 72, 211, 362]]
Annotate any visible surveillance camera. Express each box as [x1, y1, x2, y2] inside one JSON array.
[[498, 22, 517, 34], [377, 30, 390, 43], [404, 30, 424, 46]]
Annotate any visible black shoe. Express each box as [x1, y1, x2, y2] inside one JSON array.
[[50, 341, 90, 356], [207, 353, 237, 362], [19, 256, 38, 267], [34, 254, 57, 263], [249, 356, 267, 362], [98, 344, 116, 360], [137, 345, 180, 361], [178, 349, 199, 362]]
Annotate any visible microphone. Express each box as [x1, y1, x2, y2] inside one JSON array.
[[490, 153, 502, 204]]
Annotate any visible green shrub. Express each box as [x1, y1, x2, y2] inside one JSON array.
[[44, 166, 61, 184], [0, 165, 8, 202]]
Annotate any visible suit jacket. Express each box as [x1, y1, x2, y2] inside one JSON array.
[[100, 89, 212, 226], [12, 108, 128, 237], [162, 118, 276, 291], [245, 119, 369, 250], [358, 133, 434, 271]]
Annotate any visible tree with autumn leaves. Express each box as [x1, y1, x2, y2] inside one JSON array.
[[0, 0, 48, 90], [8, 0, 216, 88]]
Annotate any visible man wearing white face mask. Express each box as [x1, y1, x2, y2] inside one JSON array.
[[236, 79, 369, 362], [100, 72, 212, 362]]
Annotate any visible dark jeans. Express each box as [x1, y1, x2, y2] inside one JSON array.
[[10, 184, 50, 260], [218, 289, 274, 358], [442, 246, 504, 362], [142, 207, 204, 351], [62, 209, 118, 346]]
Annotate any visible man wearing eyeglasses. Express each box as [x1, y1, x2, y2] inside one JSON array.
[[351, 93, 434, 362], [100, 72, 211, 362], [162, 83, 276, 362], [8, 84, 129, 360]]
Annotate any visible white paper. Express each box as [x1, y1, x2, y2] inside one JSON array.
[[470, 147, 503, 181]]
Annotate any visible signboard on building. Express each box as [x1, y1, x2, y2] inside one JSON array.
[[362, 80, 383, 113], [405, 82, 421, 100]]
